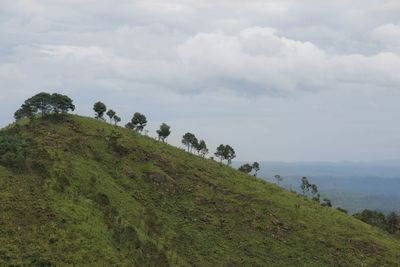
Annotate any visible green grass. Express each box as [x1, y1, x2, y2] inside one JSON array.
[[0, 115, 400, 266]]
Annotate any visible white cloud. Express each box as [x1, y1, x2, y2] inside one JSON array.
[[1, 0, 400, 161]]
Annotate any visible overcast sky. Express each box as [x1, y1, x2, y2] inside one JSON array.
[[1, 0, 400, 161]]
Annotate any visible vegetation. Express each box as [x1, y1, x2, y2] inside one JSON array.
[[157, 123, 171, 143], [354, 210, 400, 235], [126, 112, 147, 132], [3, 93, 400, 266], [14, 92, 75, 119], [214, 144, 236, 165], [93, 101, 107, 119], [1, 115, 400, 266]]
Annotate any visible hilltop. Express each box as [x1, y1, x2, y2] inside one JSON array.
[[1, 115, 400, 266]]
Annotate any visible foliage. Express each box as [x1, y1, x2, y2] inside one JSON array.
[[106, 109, 116, 123], [214, 144, 236, 165], [252, 162, 260, 176], [14, 92, 75, 120], [0, 115, 400, 266], [93, 101, 107, 119], [129, 112, 147, 132], [181, 132, 198, 152], [156, 123, 171, 143], [238, 163, 253, 174]]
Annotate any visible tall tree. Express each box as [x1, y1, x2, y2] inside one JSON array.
[[93, 102, 107, 119], [157, 123, 171, 143], [106, 109, 116, 123], [50, 93, 75, 114], [182, 132, 197, 152], [215, 144, 226, 162], [197, 140, 208, 157], [14, 92, 75, 120], [130, 112, 147, 132]]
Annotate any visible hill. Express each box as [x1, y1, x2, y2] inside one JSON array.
[[1, 115, 400, 266]]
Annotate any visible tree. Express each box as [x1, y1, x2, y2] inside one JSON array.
[[387, 212, 399, 234], [50, 93, 75, 114], [113, 115, 121, 125], [224, 145, 236, 166], [130, 112, 147, 132], [14, 92, 75, 120], [252, 162, 260, 177], [215, 144, 225, 162], [197, 140, 208, 157], [106, 109, 116, 123], [238, 163, 253, 174], [321, 198, 331, 207], [274, 174, 283, 185], [93, 102, 107, 119], [182, 132, 197, 152], [300, 177, 311, 195], [157, 123, 171, 142], [214, 144, 236, 165]]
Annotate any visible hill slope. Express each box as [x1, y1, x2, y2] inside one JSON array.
[[0, 115, 399, 266]]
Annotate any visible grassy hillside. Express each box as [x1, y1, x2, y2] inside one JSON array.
[[0, 115, 399, 266]]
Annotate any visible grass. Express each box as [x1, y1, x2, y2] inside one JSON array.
[[0, 115, 399, 266]]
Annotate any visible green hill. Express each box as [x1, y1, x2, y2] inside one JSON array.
[[1, 115, 399, 266]]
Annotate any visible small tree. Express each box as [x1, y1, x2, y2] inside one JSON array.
[[182, 133, 197, 152], [197, 140, 208, 157], [106, 109, 116, 123], [238, 163, 253, 174], [214, 144, 236, 165], [274, 174, 283, 185], [93, 102, 107, 119], [252, 162, 260, 177], [157, 123, 171, 142], [131, 112, 147, 132], [113, 115, 121, 125], [300, 177, 311, 196], [321, 198, 332, 207], [215, 144, 225, 162]]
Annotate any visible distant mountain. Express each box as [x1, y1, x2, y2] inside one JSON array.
[[247, 161, 400, 213], [1, 116, 400, 266]]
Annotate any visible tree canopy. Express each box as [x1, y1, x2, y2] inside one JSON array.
[[93, 102, 107, 119], [15, 92, 75, 120], [215, 144, 236, 165], [157, 123, 171, 143]]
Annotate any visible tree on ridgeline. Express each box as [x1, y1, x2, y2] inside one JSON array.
[[113, 115, 121, 126], [106, 109, 116, 123], [93, 101, 107, 119], [252, 162, 260, 177], [157, 123, 171, 143], [238, 163, 253, 174], [214, 144, 236, 165], [197, 140, 208, 157], [300, 177, 311, 196], [182, 132, 197, 152], [130, 112, 147, 132], [14, 92, 75, 120]]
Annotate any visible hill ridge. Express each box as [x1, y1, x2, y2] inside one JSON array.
[[0, 115, 399, 266]]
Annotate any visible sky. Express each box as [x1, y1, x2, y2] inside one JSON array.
[[1, 0, 400, 161]]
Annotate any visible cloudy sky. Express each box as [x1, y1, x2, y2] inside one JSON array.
[[1, 0, 400, 161]]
